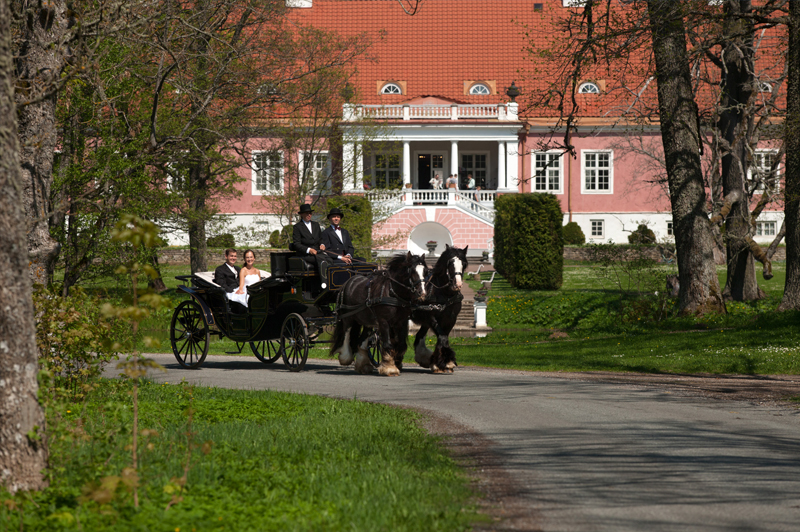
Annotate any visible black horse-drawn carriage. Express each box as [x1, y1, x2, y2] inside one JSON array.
[[170, 251, 378, 371]]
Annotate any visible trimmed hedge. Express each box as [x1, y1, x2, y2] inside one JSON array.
[[494, 193, 563, 290], [563, 221, 586, 245], [628, 223, 656, 244], [324, 195, 373, 257], [207, 233, 235, 248]]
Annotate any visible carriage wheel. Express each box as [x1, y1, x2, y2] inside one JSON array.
[[250, 339, 281, 364], [170, 300, 209, 369], [367, 332, 382, 367], [280, 313, 309, 372]]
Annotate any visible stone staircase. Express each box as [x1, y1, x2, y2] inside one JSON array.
[[409, 258, 492, 337]]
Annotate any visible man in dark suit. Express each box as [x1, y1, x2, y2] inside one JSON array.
[[321, 207, 355, 266], [292, 203, 330, 289], [213, 248, 240, 292]]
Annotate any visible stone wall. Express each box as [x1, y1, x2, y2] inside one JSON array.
[[564, 245, 785, 263]]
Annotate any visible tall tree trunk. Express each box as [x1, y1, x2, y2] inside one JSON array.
[[779, 0, 800, 310], [188, 163, 208, 274], [647, 0, 725, 315], [0, 0, 49, 492], [14, 0, 67, 285], [718, 0, 764, 301]]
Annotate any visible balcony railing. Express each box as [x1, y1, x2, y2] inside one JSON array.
[[365, 189, 496, 224], [344, 103, 518, 122]]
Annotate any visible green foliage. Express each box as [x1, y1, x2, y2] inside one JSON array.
[[32, 286, 122, 401], [494, 193, 563, 290], [563, 221, 586, 245], [325, 195, 373, 257], [587, 242, 663, 295], [628, 223, 656, 244], [268, 229, 281, 248], [206, 233, 235, 248], [0, 381, 477, 531]]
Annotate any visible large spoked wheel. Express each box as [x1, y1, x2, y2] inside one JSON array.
[[251, 339, 281, 364], [367, 332, 382, 367], [170, 300, 209, 369], [280, 313, 309, 372]]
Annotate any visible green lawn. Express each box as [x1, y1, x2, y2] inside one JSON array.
[[1, 380, 479, 531]]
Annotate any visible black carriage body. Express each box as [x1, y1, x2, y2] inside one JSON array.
[[172, 252, 377, 370]]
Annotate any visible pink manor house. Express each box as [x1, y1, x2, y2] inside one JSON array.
[[197, 0, 785, 257]]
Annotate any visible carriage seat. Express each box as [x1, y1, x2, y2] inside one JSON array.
[[285, 243, 315, 273], [195, 271, 220, 287]]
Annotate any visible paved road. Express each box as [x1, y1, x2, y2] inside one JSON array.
[[107, 354, 800, 532]]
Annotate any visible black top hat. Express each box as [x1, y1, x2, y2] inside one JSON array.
[[298, 204, 314, 214], [327, 207, 345, 219]]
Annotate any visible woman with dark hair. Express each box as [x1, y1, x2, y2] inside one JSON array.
[[227, 249, 262, 307]]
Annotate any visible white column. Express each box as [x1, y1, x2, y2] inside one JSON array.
[[450, 140, 459, 176], [403, 141, 411, 187], [354, 143, 363, 190], [342, 142, 356, 192], [504, 141, 519, 192], [497, 141, 506, 190]]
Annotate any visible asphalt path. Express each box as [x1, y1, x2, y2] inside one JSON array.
[[106, 354, 800, 532]]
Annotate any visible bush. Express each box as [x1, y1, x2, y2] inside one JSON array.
[[563, 221, 586, 245], [325, 195, 373, 257], [269, 230, 281, 248], [628, 224, 656, 244], [207, 233, 235, 248], [33, 286, 122, 400], [494, 193, 563, 289]]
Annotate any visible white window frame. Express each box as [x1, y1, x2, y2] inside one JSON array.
[[562, 0, 587, 6], [667, 221, 674, 236], [590, 219, 605, 239], [381, 83, 402, 95], [373, 153, 402, 189], [749, 149, 781, 194], [578, 82, 600, 94], [252, 150, 284, 195], [532, 151, 563, 194], [756, 221, 777, 237], [469, 83, 491, 95], [299, 150, 332, 194], [581, 150, 613, 194]]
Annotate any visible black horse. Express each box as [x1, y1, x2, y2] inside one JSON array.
[[331, 252, 428, 376], [412, 245, 468, 373]]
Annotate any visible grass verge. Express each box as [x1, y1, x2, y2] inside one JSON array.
[[1, 380, 478, 531]]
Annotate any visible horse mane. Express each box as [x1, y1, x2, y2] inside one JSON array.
[[432, 246, 467, 279], [385, 253, 413, 273]]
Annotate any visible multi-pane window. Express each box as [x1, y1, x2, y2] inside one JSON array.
[[301, 151, 331, 193], [469, 83, 491, 95], [381, 83, 402, 95], [667, 221, 674, 236], [583, 151, 612, 193], [578, 82, 600, 94], [461, 153, 488, 189], [375, 154, 401, 188], [750, 150, 780, 194], [590, 220, 604, 238], [253, 151, 283, 193], [757, 221, 777, 236], [533, 152, 562, 193]]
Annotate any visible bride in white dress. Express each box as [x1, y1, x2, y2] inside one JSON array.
[[227, 249, 263, 307]]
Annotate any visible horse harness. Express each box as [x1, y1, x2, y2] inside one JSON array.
[[335, 268, 423, 321]]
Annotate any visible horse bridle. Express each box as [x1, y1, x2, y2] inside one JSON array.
[[427, 256, 463, 291], [386, 262, 425, 301]]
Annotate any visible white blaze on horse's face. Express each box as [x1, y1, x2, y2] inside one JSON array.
[[415, 263, 426, 299], [452, 257, 463, 289]]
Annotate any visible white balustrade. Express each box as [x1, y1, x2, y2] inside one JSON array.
[[351, 104, 514, 121]]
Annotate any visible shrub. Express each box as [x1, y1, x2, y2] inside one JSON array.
[[563, 221, 586, 245], [269, 230, 281, 248], [325, 195, 373, 257], [207, 233, 235, 248], [33, 286, 122, 400], [494, 193, 563, 289], [628, 224, 656, 244]]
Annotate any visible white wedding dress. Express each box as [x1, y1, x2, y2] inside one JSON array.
[[227, 273, 261, 307]]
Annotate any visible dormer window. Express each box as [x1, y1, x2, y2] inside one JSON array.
[[381, 83, 403, 95], [578, 82, 600, 94], [469, 83, 491, 95], [759, 82, 773, 93]]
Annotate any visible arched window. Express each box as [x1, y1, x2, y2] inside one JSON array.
[[381, 83, 402, 95], [469, 83, 491, 95], [758, 82, 773, 93], [578, 82, 600, 94]]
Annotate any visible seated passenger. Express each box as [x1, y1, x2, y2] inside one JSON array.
[[213, 248, 240, 293], [227, 249, 262, 307], [321, 207, 357, 266], [292, 203, 330, 289]]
